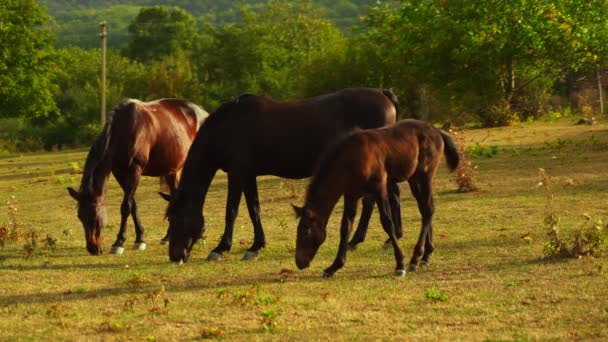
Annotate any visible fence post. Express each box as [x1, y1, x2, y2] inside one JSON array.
[[597, 64, 604, 115]]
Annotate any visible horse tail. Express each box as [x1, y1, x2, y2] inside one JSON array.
[[382, 89, 400, 116], [439, 130, 460, 172]]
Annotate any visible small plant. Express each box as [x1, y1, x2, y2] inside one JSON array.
[[46, 302, 69, 319], [424, 287, 448, 302], [23, 229, 40, 260], [146, 285, 169, 315], [127, 272, 151, 286], [43, 234, 57, 252], [201, 326, 222, 339], [260, 309, 278, 332]]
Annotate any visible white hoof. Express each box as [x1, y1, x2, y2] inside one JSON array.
[[242, 251, 259, 261], [133, 242, 147, 251], [172, 260, 184, 265], [206, 252, 223, 262], [395, 269, 406, 277], [110, 246, 124, 255]]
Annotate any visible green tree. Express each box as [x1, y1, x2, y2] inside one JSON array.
[[362, 0, 608, 125], [124, 6, 200, 62], [0, 0, 57, 119]]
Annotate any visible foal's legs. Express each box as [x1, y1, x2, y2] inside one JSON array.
[[407, 173, 435, 272], [160, 172, 178, 245], [323, 195, 359, 278], [376, 193, 405, 276], [207, 172, 243, 261], [347, 180, 402, 250], [242, 177, 266, 260], [346, 194, 374, 250]]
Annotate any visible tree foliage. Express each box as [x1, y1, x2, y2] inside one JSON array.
[[0, 0, 57, 119]]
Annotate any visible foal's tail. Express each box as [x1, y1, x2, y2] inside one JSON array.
[[382, 89, 400, 115], [439, 130, 460, 172]]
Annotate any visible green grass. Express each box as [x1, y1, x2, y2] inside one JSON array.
[[0, 119, 607, 340]]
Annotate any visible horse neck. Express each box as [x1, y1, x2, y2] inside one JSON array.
[[306, 171, 345, 226], [177, 141, 218, 208]]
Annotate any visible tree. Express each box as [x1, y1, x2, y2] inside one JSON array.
[[362, 0, 608, 125], [0, 0, 57, 119], [124, 6, 200, 62]]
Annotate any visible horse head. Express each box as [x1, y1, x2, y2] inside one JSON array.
[[161, 191, 204, 263], [292, 204, 326, 269], [67, 187, 107, 255]]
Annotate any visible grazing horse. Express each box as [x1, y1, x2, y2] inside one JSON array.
[[67, 98, 208, 255], [293, 119, 459, 277], [163, 88, 401, 263]]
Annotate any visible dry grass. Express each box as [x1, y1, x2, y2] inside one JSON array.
[[0, 118, 607, 341]]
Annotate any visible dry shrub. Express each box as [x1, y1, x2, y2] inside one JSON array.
[[450, 128, 479, 192]]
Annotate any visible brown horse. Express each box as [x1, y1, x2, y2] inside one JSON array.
[[293, 119, 459, 277], [163, 88, 402, 263], [68, 98, 208, 255]]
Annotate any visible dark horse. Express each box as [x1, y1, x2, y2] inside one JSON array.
[[163, 88, 402, 263], [293, 119, 459, 277], [68, 98, 208, 255]]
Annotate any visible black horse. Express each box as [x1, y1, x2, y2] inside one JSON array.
[[163, 88, 402, 263]]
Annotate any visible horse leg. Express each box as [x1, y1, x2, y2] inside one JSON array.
[[160, 172, 178, 245], [347, 194, 374, 251], [376, 192, 406, 276], [109, 191, 131, 254], [381, 180, 403, 249], [323, 195, 358, 278], [407, 174, 434, 272], [207, 172, 243, 261], [242, 177, 265, 261]]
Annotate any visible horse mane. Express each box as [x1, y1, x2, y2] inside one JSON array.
[[78, 100, 130, 195], [305, 128, 361, 205], [382, 89, 400, 115]]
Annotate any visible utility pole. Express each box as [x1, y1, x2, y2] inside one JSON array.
[[100, 21, 107, 125], [597, 64, 604, 115]]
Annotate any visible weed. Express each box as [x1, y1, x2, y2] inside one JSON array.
[[424, 287, 448, 302], [23, 229, 40, 260], [62, 226, 73, 240], [123, 295, 139, 312], [146, 285, 169, 315], [55, 176, 66, 185], [43, 234, 57, 252], [0, 198, 22, 248], [47, 302, 69, 319], [539, 169, 607, 259]]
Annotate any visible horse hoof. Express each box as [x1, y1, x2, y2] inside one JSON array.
[[322, 271, 334, 279], [382, 241, 391, 250], [407, 264, 417, 272], [242, 251, 259, 261], [347, 244, 358, 251], [109, 246, 124, 255], [159, 237, 169, 245], [133, 242, 147, 251], [395, 269, 406, 277], [172, 260, 184, 265], [420, 260, 429, 267], [206, 252, 223, 262]]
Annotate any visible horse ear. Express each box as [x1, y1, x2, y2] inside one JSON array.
[[292, 204, 304, 218], [158, 192, 172, 202], [67, 187, 80, 201]]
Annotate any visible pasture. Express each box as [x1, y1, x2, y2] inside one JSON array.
[[0, 119, 607, 341]]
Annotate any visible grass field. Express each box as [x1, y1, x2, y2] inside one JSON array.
[[0, 118, 607, 341]]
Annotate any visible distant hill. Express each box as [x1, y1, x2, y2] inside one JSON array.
[[40, 0, 381, 49]]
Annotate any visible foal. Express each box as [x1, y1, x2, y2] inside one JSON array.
[[293, 119, 459, 277]]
